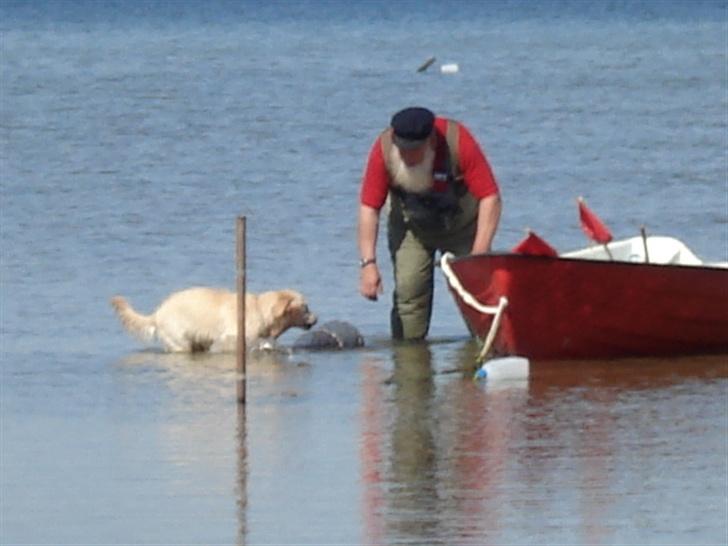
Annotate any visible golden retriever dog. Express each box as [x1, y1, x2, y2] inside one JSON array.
[[111, 287, 317, 353]]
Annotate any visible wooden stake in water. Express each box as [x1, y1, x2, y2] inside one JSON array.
[[236, 216, 247, 405]]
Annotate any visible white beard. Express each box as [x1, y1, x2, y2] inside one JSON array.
[[389, 144, 435, 195]]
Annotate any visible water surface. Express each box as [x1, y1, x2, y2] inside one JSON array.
[[1, 1, 726, 543]]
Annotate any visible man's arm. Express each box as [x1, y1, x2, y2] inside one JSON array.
[[454, 122, 501, 254], [470, 194, 502, 254], [358, 204, 383, 300]]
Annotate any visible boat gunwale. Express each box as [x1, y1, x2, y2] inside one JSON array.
[[449, 251, 728, 274]]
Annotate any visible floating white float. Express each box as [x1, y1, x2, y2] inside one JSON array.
[[474, 356, 530, 381], [440, 63, 459, 74]]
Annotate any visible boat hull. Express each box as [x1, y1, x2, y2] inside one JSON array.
[[446, 254, 728, 359]]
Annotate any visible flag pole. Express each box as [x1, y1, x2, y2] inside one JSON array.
[[640, 225, 650, 263], [603, 242, 614, 261]]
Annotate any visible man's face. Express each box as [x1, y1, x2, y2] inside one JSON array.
[[389, 135, 436, 194], [397, 139, 430, 167]]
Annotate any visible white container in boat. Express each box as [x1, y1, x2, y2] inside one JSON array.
[[440, 63, 459, 74]]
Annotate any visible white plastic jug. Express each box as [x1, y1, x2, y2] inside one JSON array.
[[475, 356, 530, 381]]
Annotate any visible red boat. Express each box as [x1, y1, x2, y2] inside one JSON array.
[[441, 202, 728, 360]]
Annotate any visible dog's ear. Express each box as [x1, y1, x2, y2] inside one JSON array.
[[272, 292, 295, 318]]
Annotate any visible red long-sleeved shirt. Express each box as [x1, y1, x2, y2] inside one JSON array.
[[360, 117, 499, 209]]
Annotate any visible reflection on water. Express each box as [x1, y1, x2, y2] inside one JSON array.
[[360, 342, 531, 544], [112, 345, 727, 545], [115, 347, 311, 403], [3, 340, 725, 544], [111, 348, 313, 545], [236, 404, 248, 546], [360, 346, 727, 545], [388, 344, 440, 540]]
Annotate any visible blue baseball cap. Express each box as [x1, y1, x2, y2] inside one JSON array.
[[391, 107, 435, 149]]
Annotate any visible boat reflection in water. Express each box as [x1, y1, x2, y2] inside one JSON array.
[[360, 342, 726, 544]]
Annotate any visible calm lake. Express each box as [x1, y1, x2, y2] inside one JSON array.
[[1, 1, 726, 543]]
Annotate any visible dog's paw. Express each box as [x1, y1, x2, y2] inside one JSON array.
[[251, 338, 277, 352], [260, 339, 276, 351]]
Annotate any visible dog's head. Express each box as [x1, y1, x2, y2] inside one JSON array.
[[267, 290, 317, 338]]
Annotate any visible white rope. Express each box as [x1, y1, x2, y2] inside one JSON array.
[[440, 252, 504, 315], [476, 297, 508, 363], [440, 252, 508, 363]]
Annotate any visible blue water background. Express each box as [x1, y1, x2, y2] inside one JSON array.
[[1, 1, 726, 544]]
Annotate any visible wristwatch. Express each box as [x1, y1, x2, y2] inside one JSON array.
[[359, 257, 376, 268]]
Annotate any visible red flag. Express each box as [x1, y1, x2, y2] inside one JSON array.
[[578, 198, 612, 244], [512, 230, 558, 257]]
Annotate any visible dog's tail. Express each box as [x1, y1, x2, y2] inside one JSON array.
[[110, 296, 156, 342]]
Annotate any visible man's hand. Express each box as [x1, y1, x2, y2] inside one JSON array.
[[360, 264, 383, 301], [470, 194, 502, 255], [358, 205, 383, 300]]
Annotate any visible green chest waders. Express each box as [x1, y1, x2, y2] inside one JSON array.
[[382, 121, 479, 340]]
